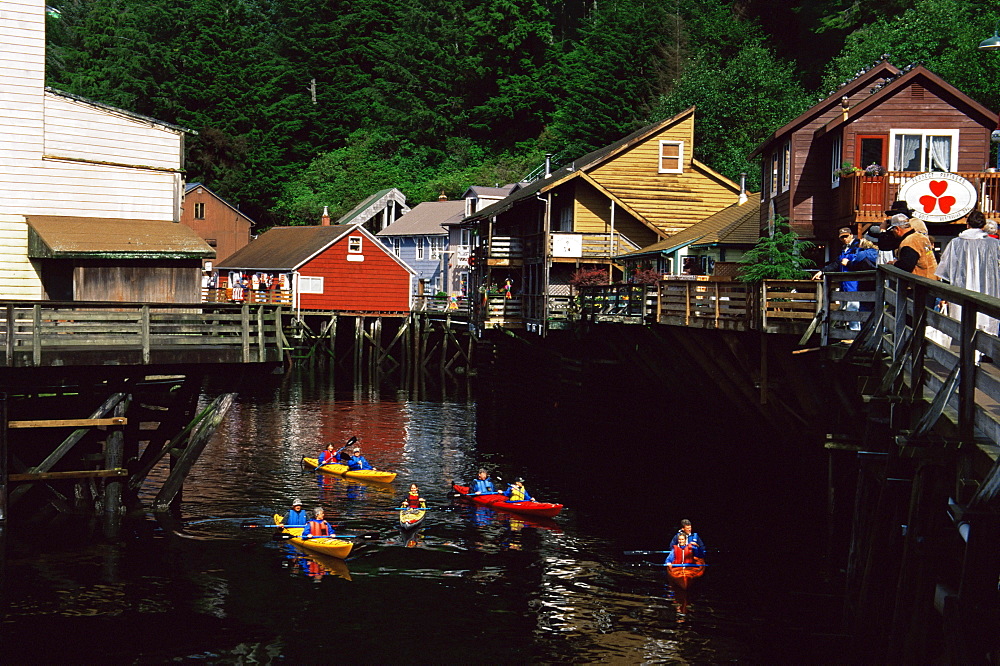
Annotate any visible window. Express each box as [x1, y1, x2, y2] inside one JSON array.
[[415, 237, 425, 260], [831, 135, 843, 188], [658, 140, 684, 173], [890, 130, 958, 172], [205, 238, 217, 247], [193, 202, 205, 219], [770, 152, 779, 196], [348, 236, 363, 253], [391, 238, 401, 255], [430, 236, 443, 260], [780, 141, 791, 192], [299, 276, 324, 294], [558, 206, 573, 231]]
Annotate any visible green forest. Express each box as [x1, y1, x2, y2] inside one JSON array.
[[44, 0, 1000, 229]]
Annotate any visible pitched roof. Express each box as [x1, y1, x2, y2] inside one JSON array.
[[618, 198, 761, 257], [463, 185, 517, 198], [184, 182, 257, 224], [466, 107, 699, 222], [216, 224, 416, 274], [376, 200, 464, 236], [749, 61, 901, 157], [815, 65, 997, 138], [27, 216, 214, 259], [334, 188, 410, 226]]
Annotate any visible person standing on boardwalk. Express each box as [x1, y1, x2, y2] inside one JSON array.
[[936, 209, 1000, 336]]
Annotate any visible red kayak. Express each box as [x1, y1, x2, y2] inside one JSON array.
[[666, 559, 706, 590], [452, 484, 563, 518]]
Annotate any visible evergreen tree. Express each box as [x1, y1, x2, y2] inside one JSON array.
[[738, 218, 814, 282]]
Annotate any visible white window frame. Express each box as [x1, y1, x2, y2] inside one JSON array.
[[430, 236, 444, 260], [658, 140, 684, 174], [391, 238, 401, 256], [348, 236, 363, 253], [415, 237, 425, 260], [889, 129, 959, 172], [780, 141, 791, 192], [299, 276, 324, 294], [193, 202, 205, 219], [770, 152, 779, 196], [831, 135, 843, 188]]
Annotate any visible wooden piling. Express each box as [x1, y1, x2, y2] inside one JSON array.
[[1, 393, 7, 522], [102, 397, 129, 538]]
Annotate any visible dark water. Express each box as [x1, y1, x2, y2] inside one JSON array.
[[3, 368, 846, 662]]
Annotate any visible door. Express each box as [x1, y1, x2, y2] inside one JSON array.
[[857, 135, 888, 216]]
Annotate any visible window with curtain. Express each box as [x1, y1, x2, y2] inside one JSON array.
[[891, 131, 956, 171], [831, 135, 843, 187]]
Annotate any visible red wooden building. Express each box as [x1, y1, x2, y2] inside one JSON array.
[[215, 223, 416, 312], [181, 183, 254, 270], [752, 61, 997, 243]]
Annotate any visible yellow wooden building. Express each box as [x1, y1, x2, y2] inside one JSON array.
[[463, 106, 744, 335]]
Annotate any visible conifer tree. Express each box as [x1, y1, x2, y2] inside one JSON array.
[[737, 218, 814, 282]]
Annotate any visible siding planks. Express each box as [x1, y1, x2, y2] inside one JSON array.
[[298, 234, 413, 312]]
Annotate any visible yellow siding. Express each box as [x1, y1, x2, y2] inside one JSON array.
[[574, 180, 610, 233], [589, 115, 739, 236]]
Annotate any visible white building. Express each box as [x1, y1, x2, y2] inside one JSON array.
[[0, 0, 191, 299]]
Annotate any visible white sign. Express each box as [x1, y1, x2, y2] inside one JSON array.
[[898, 172, 978, 223], [551, 234, 583, 258]]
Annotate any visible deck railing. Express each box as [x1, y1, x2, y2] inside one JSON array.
[[549, 232, 642, 258], [579, 284, 657, 323], [838, 171, 1000, 222], [412, 294, 470, 314], [0, 301, 284, 367], [203, 287, 293, 305]]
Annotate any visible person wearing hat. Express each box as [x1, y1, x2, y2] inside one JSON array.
[[284, 498, 308, 528], [888, 215, 938, 278], [812, 227, 877, 332], [503, 477, 534, 502], [866, 201, 916, 258], [345, 446, 374, 471]]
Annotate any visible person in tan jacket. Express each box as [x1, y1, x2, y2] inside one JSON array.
[[888, 215, 938, 278]]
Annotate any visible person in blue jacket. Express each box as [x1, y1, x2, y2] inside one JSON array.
[[503, 477, 533, 502], [813, 227, 878, 332], [284, 498, 308, 528], [469, 468, 496, 495], [669, 519, 704, 551], [346, 446, 373, 471]]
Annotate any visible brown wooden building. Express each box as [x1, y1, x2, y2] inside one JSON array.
[[27, 216, 214, 302], [181, 183, 253, 270], [464, 107, 743, 335], [753, 61, 998, 244]]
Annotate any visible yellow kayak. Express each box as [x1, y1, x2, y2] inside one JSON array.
[[273, 513, 353, 559], [302, 456, 397, 483], [399, 507, 426, 531]]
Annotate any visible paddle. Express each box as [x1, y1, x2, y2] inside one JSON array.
[[308, 436, 357, 472], [241, 520, 380, 540], [624, 547, 705, 555]]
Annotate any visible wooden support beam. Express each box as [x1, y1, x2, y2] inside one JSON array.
[[8, 392, 127, 505], [8, 417, 127, 428], [152, 393, 235, 511], [10, 468, 128, 481], [103, 397, 128, 537], [0, 392, 7, 521]]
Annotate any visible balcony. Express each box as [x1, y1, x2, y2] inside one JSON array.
[[837, 170, 1000, 223], [549, 232, 641, 260]]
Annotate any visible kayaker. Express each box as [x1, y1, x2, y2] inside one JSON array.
[[284, 498, 308, 527], [301, 507, 332, 539], [669, 519, 704, 550], [468, 468, 496, 495], [318, 444, 338, 466], [346, 446, 374, 471], [400, 483, 426, 509], [503, 477, 533, 502], [665, 532, 704, 564]]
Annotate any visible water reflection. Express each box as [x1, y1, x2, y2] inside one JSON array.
[[3, 368, 832, 662]]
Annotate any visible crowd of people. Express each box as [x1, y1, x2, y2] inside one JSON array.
[[814, 200, 1000, 345]]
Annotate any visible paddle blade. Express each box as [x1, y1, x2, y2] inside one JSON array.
[[241, 521, 264, 529], [272, 532, 295, 541]]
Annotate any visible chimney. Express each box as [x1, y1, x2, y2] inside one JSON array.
[[738, 173, 747, 205], [438, 191, 448, 201], [321, 205, 330, 226], [545, 153, 552, 177]]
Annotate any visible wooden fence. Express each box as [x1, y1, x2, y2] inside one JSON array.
[[0, 301, 285, 367]]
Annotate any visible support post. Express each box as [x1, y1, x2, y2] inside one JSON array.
[[959, 303, 976, 445], [102, 397, 128, 538], [0, 393, 7, 522], [141, 305, 150, 364]]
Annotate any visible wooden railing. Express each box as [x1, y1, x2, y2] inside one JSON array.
[[549, 232, 642, 258], [0, 301, 284, 367], [203, 287, 292, 305], [487, 236, 523, 260], [658, 279, 749, 329], [579, 284, 657, 323], [838, 171, 1000, 222], [411, 294, 470, 314]]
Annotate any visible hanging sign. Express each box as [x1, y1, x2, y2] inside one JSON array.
[[898, 172, 978, 223]]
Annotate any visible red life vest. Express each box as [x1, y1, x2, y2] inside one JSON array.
[[307, 520, 330, 537], [672, 544, 694, 565], [406, 493, 422, 508]]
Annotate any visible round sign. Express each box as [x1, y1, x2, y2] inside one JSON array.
[[898, 172, 978, 223]]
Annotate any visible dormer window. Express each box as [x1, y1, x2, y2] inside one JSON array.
[[348, 236, 363, 253], [658, 140, 684, 173]]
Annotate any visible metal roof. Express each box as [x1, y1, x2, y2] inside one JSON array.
[[334, 188, 410, 226], [27, 216, 214, 259], [216, 225, 353, 270], [376, 200, 464, 236]]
